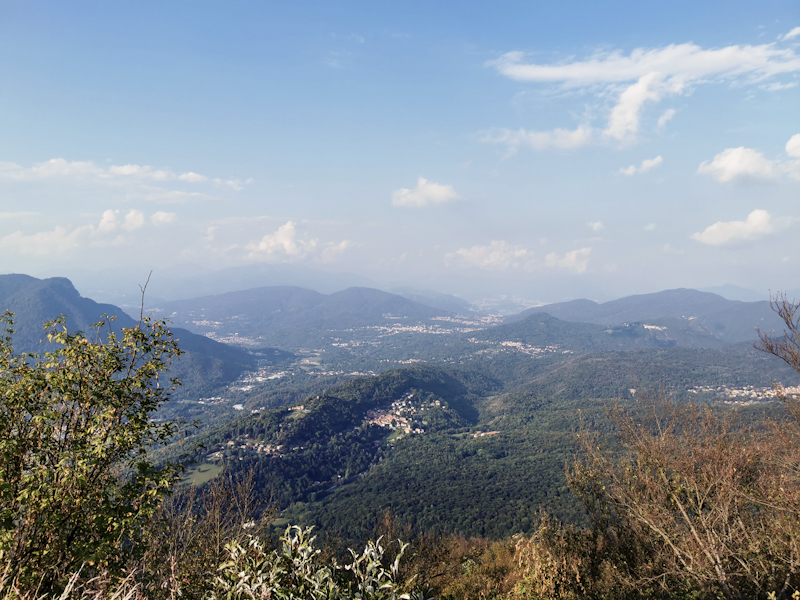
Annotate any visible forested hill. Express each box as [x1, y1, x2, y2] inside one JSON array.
[[178, 366, 500, 520], [471, 312, 723, 351], [144, 285, 453, 347], [0, 274, 256, 395], [512, 288, 782, 343], [175, 339, 800, 541]]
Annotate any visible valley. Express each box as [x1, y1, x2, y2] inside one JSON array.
[[4, 273, 799, 543]]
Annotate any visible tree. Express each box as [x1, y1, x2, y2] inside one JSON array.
[[569, 395, 796, 600], [758, 291, 800, 422], [0, 311, 185, 591], [557, 293, 800, 600]]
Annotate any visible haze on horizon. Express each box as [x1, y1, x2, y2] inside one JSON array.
[[0, 1, 798, 305]]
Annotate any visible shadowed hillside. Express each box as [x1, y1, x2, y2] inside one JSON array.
[[0, 274, 257, 396]]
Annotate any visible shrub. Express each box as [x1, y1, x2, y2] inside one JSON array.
[[209, 525, 429, 599], [0, 312, 184, 592]]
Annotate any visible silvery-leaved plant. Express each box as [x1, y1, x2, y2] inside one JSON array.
[[208, 525, 428, 599]]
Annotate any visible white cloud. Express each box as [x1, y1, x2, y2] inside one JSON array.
[[446, 241, 535, 271], [486, 40, 800, 148], [644, 223, 656, 231], [245, 221, 318, 260], [392, 177, 461, 207], [605, 73, 683, 140], [698, 134, 800, 183], [481, 126, 593, 153], [108, 164, 171, 180], [657, 109, 676, 128], [151, 211, 177, 225], [692, 209, 775, 245], [98, 209, 118, 232], [620, 155, 663, 176], [697, 147, 778, 183], [445, 241, 592, 273], [786, 134, 800, 158], [178, 171, 209, 183], [588, 221, 604, 232], [121, 209, 145, 232], [544, 247, 592, 273], [781, 27, 800, 41]]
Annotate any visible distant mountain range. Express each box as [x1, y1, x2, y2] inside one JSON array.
[[144, 286, 451, 347], [62, 263, 379, 307], [138, 284, 786, 352], [511, 288, 783, 344], [0, 274, 256, 396]]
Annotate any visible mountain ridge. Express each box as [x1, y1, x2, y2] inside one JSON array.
[[510, 288, 782, 343], [0, 274, 257, 396]]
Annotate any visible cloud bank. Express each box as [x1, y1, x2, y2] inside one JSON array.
[[0, 209, 176, 256]]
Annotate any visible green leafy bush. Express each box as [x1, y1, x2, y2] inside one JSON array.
[[0, 312, 185, 591]]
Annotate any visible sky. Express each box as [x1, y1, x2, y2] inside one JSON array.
[[1, 1, 799, 303]]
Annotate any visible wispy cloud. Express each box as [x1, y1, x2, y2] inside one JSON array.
[[620, 155, 663, 176], [780, 27, 800, 41], [392, 177, 461, 207], [445, 241, 591, 273], [0, 158, 250, 192], [319, 239, 355, 263], [488, 40, 800, 85], [0, 211, 39, 219], [446, 241, 535, 271], [657, 109, 676, 128], [481, 126, 593, 153], [544, 247, 592, 273], [588, 221, 604, 232], [485, 36, 800, 150], [151, 211, 177, 225]]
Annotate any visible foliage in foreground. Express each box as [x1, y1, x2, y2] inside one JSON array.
[[0, 525, 427, 600], [6, 294, 800, 599], [0, 312, 184, 589]]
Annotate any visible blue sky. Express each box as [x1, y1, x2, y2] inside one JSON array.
[[1, 1, 799, 302]]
